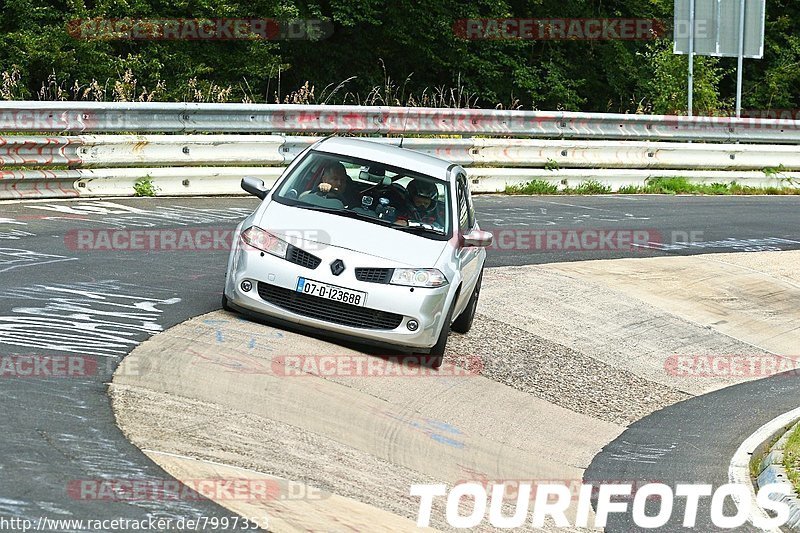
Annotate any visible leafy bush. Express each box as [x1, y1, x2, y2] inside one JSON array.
[[133, 176, 158, 197], [1, 0, 797, 113]]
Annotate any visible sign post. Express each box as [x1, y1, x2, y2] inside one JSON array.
[[735, 0, 746, 117], [688, 0, 695, 117]]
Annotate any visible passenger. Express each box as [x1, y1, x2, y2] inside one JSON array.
[[396, 179, 443, 227]]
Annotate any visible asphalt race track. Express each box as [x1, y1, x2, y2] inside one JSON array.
[[585, 370, 800, 532], [477, 195, 800, 265], [0, 199, 262, 531], [1, 194, 799, 531]]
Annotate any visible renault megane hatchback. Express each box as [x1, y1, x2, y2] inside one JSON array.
[[223, 137, 492, 368]]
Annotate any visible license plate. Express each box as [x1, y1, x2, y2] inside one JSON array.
[[296, 278, 367, 307]]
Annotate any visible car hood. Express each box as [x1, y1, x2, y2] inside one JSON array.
[[256, 201, 448, 267]]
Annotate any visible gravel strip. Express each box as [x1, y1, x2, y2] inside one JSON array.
[[445, 314, 691, 426]]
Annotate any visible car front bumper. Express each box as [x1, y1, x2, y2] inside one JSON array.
[[224, 245, 451, 351]]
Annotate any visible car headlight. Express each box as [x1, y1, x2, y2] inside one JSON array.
[[390, 268, 448, 288], [240, 226, 288, 258]]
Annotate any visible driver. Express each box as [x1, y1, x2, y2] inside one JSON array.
[[317, 161, 358, 206], [396, 179, 443, 227]]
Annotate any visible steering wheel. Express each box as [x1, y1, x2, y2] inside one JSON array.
[[367, 183, 407, 208], [313, 185, 346, 203]]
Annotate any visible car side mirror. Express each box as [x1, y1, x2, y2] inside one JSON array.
[[463, 229, 493, 247], [241, 177, 269, 199]]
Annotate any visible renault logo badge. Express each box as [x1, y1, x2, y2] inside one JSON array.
[[330, 259, 345, 276]]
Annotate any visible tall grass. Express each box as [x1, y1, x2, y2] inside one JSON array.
[[0, 61, 515, 107]]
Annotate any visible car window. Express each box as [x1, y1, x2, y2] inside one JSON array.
[[272, 149, 452, 239]]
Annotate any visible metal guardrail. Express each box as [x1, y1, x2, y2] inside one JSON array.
[[3, 135, 800, 170], [2, 136, 800, 199], [1, 102, 800, 199], [3, 167, 797, 199], [3, 101, 800, 142]]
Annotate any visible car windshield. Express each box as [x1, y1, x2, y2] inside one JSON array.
[[272, 150, 451, 239]]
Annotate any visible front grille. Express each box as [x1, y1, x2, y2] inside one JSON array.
[[286, 245, 321, 270], [355, 268, 394, 284], [257, 282, 403, 330]]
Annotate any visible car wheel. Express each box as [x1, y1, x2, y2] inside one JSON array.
[[421, 296, 457, 369], [221, 292, 234, 312], [451, 270, 482, 334]]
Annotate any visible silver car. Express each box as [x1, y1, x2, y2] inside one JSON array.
[[222, 137, 492, 368]]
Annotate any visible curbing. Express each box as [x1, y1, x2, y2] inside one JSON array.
[[729, 407, 800, 532]]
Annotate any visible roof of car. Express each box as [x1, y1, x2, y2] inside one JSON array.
[[313, 137, 455, 180]]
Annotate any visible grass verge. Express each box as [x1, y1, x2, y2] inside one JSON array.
[[504, 177, 800, 195], [504, 179, 614, 195], [784, 423, 800, 495], [504, 179, 560, 194]]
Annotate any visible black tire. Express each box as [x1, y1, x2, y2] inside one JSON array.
[[421, 297, 457, 369], [451, 270, 483, 334], [221, 292, 234, 312]]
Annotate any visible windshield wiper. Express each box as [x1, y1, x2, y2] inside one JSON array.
[[394, 223, 446, 236], [294, 204, 393, 226]]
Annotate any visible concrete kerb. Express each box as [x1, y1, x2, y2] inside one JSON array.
[[729, 406, 800, 532]]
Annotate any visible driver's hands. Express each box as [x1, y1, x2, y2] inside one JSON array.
[[395, 219, 408, 226], [318, 183, 333, 193]]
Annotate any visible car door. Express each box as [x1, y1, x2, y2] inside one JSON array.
[[454, 171, 481, 313]]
